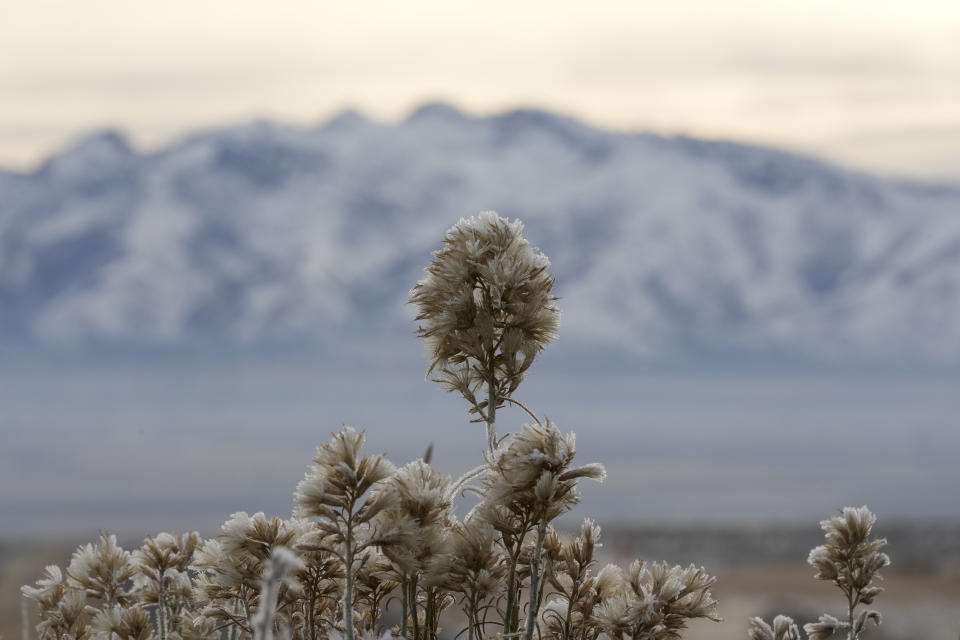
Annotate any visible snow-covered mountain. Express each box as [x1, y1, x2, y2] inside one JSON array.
[[2, 103, 959, 366]]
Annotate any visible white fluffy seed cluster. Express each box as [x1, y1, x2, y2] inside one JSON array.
[[410, 211, 559, 431], [748, 505, 890, 640]]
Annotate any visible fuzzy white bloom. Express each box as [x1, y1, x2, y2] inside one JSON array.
[[748, 615, 802, 640], [481, 420, 604, 523], [748, 506, 889, 640], [91, 606, 155, 640], [808, 506, 889, 606], [593, 559, 719, 640], [411, 211, 559, 448], [20, 565, 64, 603], [191, 513, 308, 635], [132, 530, 200, 614], [374, 459, 453, 577], [66, 532, 135, 608], [802, 614, 844, 640], [293, 427, 399, 640], [294, 427, 395, 520]]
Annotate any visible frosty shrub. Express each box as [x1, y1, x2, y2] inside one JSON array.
[[748, 506, 890, 640], [25, 211, 897, 640]]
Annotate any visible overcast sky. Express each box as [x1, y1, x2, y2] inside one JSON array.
[[2, 0, 959, 179]]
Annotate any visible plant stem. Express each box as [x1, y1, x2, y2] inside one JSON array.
[[158, 578, 168, 640], [411, 577, 420, 640], [504, 544, 521, 637], [228, 599, 239, 640], [562, 610, 572, 640], [308, 585, 317, 640], [524, 520, 548, 640], [847, 589, 856, 640], [425, 589, 435, 640], [502, 397, 543, 426], [401, 577, 409, 639], [343, 526, 355, 640], [21, 598, 29, 640], [486, 377, 498, 452]]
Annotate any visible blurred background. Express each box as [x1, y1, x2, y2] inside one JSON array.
[[1, 1, 958, 638]]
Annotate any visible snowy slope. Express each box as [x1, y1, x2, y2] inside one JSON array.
[[2, 103, 959, 366]]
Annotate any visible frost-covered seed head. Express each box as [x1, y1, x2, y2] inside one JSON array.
[[480, 420, 604, 527], [65, 533, 135, 608], [132, 531, 201, 607], [748, 615, 802, 640], [807, 506, 889, 605], [192, 513, 309, 632], [592, 560, 719, 640], [431, 519, 506, 600], [750, 506, 889, 640], [374, 459, 453, 576], [410, 212, 559, 416], [91, 606, 155, 640], [802, 614, 844, 640], [295, 427, 395, 520]]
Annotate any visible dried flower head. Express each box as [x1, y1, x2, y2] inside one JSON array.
[[369, 459, 453, 590], [91, 606, 155, 640], [477, 420, 605, 640], [747, 506, 889, 640], [294, 427, 398, 640], [295, 427, 396, 524], [802, 614, 846, 640], [193, 513, 309, 635], [133, 530, 201, 638], [21, 566, 81, 640], [481, 420, 604, 525], [592, 559, 720, 640], [804, 506, 888, 639], [410, 211, 559, 449], [66, 532, 135, 608], [807, 506, 889, 602], [541, 519, 605, 640], [21, 567, 92, 640], [21, 565, 67, 616], [747, 615, 802, 640]]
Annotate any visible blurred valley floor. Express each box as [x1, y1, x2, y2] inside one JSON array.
[[2, 365, 959, 536]]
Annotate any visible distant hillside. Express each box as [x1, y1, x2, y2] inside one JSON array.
[[2, 103, 959, 366]]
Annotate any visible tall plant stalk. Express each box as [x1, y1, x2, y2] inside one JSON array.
[[524, 520, 549, 640]]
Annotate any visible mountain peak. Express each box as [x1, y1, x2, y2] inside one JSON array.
[[406, 102, 467, 124], [66, 129, 132, 157], [38, 129, 135, 181], [321, 108, 373, 132]]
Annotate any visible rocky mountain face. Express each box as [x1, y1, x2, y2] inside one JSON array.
[[2, 104, 959, 366]]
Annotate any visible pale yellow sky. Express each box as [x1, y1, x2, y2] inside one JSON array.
[[1, 0, 959, 179]]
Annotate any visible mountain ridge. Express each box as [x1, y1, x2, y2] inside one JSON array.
[[2, 103, 959, 367]]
